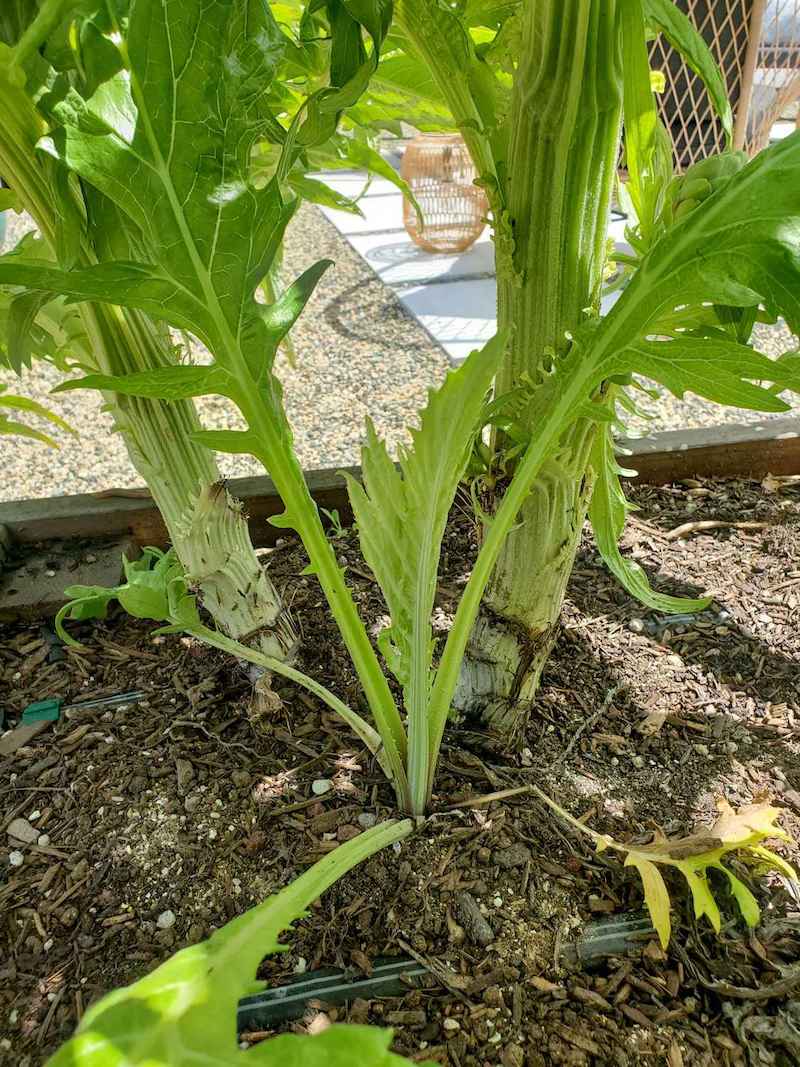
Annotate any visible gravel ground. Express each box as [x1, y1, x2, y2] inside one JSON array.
[[1, 204, 798, 501], [0, 204, 449, 501]]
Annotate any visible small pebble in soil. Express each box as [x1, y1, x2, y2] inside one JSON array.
[[175, 759, 194, 795], [8, 851, 24, 867], [628, 618, 646, 633], [37, 834, 51, 847], [455, 890, 495, 947], [357, 812, 377, 829], [493, 843, 531, 869], [156, 909, 176, 930], [7, 817, 38, 844], [442, 1018, 460, 1033], [311, 779, 332, 795]]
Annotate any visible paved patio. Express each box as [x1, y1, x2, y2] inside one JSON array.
[[314, 169, 630, 364]]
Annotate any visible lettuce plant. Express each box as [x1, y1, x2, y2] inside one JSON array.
[[45, 818, 425, 1067]]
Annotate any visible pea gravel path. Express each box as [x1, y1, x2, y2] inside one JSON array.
[[1, 204, 797, 502], [0, 203, 449, 501]]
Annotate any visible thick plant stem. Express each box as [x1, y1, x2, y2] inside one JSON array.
[[454, 423, 596, 740], [0, 96, 295, 662], [455, 1, 624, 740], [78, 305, 296, 662]]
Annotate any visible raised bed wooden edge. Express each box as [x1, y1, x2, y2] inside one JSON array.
[[2, 417, 798, 550]]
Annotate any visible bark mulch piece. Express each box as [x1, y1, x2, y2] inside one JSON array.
[[1, 476, 799, 1065]]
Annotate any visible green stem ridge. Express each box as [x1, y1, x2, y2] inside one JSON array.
[[459, 1, 623, 736], [0, 62, 294, 663]]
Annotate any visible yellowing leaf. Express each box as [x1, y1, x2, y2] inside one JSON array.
[[620, 801, 795, 945], [625, 855, 672, 948], [712, 801, 791, 848]]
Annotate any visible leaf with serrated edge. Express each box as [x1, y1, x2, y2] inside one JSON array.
[[589, 422, 711, 613], [346, 333, 505, 812]]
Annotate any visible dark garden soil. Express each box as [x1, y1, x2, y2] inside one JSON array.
[[2, 476, 800, 1066]]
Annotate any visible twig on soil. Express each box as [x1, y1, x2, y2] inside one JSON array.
[[158, 718, 254, 754], [695, 963, 800, 1002], [554, 685, 619, 767], [263, 795, 327, 819], [664, 520, 769, 541], [395, 937, 470, 1003], [445, 784, 538, 809], [37, 985, 66, 1045]]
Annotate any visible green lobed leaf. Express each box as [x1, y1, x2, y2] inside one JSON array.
[[347, 334, 504, 691], [53, 365, 232, 401], [588, 422, 711, 614], [46, 820, 418, 1067], [584, 134, 800, 402], [346, 333, 505, 813], [625, 336, 797, 412], [0, 259, 213, 342], [44, 0, 293, 369]]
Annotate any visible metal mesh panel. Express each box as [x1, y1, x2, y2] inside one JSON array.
[[649, 0, 757, 169], [747, 1, 800, 153], [401, 135, 488, 254]]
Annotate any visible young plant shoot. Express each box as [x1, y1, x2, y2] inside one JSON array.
[[25, 0, 800, 826], [45, 818, 424, 1067]]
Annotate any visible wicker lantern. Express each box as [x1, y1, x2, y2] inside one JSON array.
[[401, 134, 488, 254]]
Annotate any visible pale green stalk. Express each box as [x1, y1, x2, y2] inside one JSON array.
[[400, 0, 624, 738], [114, 40, 409, 800], [0, 61, 295, 662], [425, 354, 601, 802], [225, 360, 410, 803]]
